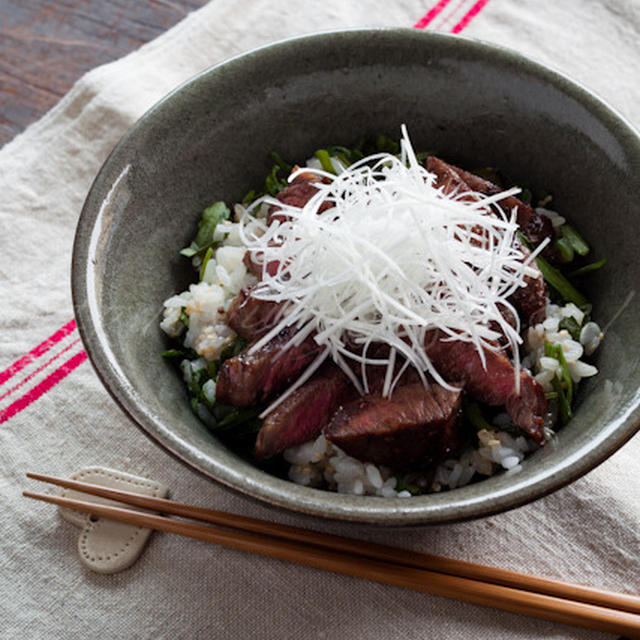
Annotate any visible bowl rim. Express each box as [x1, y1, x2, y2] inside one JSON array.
[[72, 27, 640, 525]]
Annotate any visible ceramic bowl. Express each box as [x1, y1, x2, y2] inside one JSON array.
[[72, 29, 640, 524]]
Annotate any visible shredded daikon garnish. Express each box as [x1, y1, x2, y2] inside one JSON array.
[[240, 126, 547, 415]]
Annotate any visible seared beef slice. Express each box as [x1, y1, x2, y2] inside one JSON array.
[[426, 156, 554, 247], [267, 171, 333, 225], [227, 287, 283, 340], [256, 366, 353, 459], [216, 328, 319, 408], [508, 246, 547, 326], [426, 156, 547, 326], [324, 382, 463, 469], [424, 332, 547, 444]]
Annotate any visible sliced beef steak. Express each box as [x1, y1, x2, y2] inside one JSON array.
[[424, 331, 547, 444], [426, 156, 483, 202], [426, 156, 555, 247], [227, 287, 284, 340], [426, 156, 547, 327], [243, 249, 281, 279], [256, 365, 354, 459], [509, 247, 547, 326], [215, 328, 320, 408], [244, 171, 335, 280], [267, 170, 334, 226], [324, 382, 463, 470]]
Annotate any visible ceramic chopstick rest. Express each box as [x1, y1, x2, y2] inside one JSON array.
[[58, 467, 169, 574]]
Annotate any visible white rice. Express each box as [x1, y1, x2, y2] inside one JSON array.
[[160, 207, 259, 361]]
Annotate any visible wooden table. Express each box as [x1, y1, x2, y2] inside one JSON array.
[[0, 0, 209, 147]]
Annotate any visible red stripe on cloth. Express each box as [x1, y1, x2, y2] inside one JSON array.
[[413, 0, 453, 28], [450, 0, 491, 33], [0, 338, 82, 402], [0, 319, 77, 386], [0, 350, 87, 424]]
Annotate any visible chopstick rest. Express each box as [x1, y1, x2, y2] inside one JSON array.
[[58, 467, 168, 574]]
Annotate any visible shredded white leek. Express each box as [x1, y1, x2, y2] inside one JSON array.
[[240, 126, 547, 415]]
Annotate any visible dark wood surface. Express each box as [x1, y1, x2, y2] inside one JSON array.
[[0, 0, 209, 147]]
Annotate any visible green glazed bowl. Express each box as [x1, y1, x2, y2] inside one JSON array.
[[72, 29, 640, 524]]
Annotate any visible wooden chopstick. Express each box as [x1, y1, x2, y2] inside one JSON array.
[[26, 472, 640, 616], [23, 488, 640, 638]]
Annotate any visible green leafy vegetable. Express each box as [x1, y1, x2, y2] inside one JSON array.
[[180, 202, 231, 258], [535, 254, 589, 309], [326, 144, 363, 166], [219, 336, 247, 364], [169, 335, 258, 436], [463, 399, 493, 432], [560, 224, 590, 256], [555, 345, 573, 407], [555, 237, 574, 262], [394, 476, 421, 495], [242, 151, 295, 205], [178, 309, 190, 328], [205, 359, 218, 379], [348, 134, 399, 158], [185, 364, 213, 404], [214, 405, 264, 431], [241, 189, 260, 206], [569, 258, 607, 278], [161, 349, 187, 360], [264, 164, 288, 197], [545, 341, 574, 425], [199, 247, 213, 281], [314, 149, 336, 174], [558, 316, 582, 341], [552, 376, 572, 425], [375, 134, 399, 155], [269, 151, 292, 174]]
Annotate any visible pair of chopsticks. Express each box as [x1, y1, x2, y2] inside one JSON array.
[[24, 473, 640, 638]]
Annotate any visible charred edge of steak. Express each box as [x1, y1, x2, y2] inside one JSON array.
[[255, 365, 354, 459], [324, 382, 464, 470], [215, 328, 320, 408], [227, 287, 284, 341], [424, 331, 547, 444], [426, 156, 555, 248]]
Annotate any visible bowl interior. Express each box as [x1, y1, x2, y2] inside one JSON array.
[[74, 29, 640, 524]]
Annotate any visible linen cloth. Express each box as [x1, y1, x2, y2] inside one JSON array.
[[1, 0, 638, 638]]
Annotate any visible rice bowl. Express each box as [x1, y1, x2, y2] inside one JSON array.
[[159, 128, 604, 498], [72, 29, 640, 523]]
